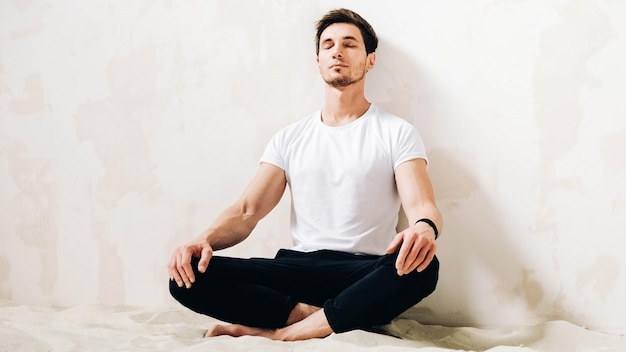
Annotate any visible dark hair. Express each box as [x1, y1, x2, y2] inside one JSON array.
[[315, 8, 378, 56]]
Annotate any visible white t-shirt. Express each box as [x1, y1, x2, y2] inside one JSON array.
[[260, 104, 428, 255]]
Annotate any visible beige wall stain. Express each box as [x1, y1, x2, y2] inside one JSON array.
[[94, 223, 125, 305], [212, 1, 320, 157], [219, 2, 306, 151], [533, 1, 612, 167], [517, 270, 545, 310], [495, 269, 544, 310], [551, 288, 566, 314], [576, 255, 620, 298], [532, 1, 612, 238], [7, 73, 45, 115], [3, 141, 58, 296], [75, 44, 164, 208]]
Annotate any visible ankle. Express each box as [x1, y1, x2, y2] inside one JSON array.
[[286, 303, 321, 325]]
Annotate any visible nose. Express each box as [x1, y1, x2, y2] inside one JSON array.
[[331, 46, 343, 58]]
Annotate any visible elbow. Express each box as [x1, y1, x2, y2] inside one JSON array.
[[238, 201, 261, 228]]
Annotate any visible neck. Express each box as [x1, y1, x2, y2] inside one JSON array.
[[321, 83, 370, 126]]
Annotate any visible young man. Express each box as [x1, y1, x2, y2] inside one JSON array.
[[168, 8, 442, 341]]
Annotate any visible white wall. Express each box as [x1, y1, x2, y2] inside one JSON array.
[[1, 0, 625, 331]]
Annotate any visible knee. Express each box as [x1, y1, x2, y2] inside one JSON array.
[[169, 278, 184, 301], [168, 258, 203, 298], [169, 274, 201, 303], [381, 255, 439, 294], [381, 252, 439, 281], [406, 256, 439, 295]]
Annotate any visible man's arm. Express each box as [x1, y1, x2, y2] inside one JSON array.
[[168, 162, 287, 288], [386, 158, 442, 275]]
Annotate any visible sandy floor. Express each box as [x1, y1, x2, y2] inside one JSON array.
[[1, 300, 624, 351]]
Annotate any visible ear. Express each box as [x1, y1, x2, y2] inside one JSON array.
[[366, 52, 376, 71]]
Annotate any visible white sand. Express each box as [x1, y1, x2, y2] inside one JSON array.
[[1, 300, 624, 352]]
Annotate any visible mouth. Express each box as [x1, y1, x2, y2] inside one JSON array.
[[330, 63, 348, 69]]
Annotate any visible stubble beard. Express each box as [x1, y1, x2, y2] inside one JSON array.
[[324, 66, 367, 88]]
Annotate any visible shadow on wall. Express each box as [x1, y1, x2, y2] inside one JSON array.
[[369, 39, 532, 328], [425, 150, 531, 327]]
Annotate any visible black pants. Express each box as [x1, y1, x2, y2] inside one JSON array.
[[169, 248, 438, 333]]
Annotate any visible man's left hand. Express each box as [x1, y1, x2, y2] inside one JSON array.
[[385, 225, 437, 275]]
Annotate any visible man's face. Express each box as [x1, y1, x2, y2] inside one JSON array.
[[317, 23, 375, 88]]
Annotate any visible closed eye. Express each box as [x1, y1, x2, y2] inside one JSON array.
[[321, 40, 334, 50]]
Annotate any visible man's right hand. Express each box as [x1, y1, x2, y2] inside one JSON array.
[[168, 240, 213, 289]]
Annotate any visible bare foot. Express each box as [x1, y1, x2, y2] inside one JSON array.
[[205, 324, 239, 337], [203, 308, 331, 341], [205, 323, 275, 338], [286, 303, 322, 325], [276, 310, 332, 341]]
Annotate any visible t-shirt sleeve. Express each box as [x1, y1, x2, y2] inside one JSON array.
[[259, 132, 286, 170], [393, 123, 429, 169]]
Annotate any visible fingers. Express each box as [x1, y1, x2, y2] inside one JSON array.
[[179, 247, 195, 288], [168, 243, 213, 289], [409, 238, 429, 272], [395, 235, 412, 275], [168, 249, 191, 288], [396, 238, 423, 275], [198, 246, 213, 273], [394, 232, 436, 276], [168, 247, 196, 289], [416, 249, 435, 273], [168, 253, 185, 288]]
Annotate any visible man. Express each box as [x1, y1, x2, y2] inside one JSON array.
[[168, 8, 442, 341]]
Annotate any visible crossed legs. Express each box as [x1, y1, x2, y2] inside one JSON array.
[[205, 303, 330, 340], [169, 249, 438, 341]]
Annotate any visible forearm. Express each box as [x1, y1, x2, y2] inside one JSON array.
[[197, 202, 259, 251], [405, 204, 443, 239]]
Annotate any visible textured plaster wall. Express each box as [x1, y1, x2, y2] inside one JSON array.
[[1, 0, 625, 330]]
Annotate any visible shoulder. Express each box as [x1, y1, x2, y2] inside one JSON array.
[[261, 111, 319, 166], [368, 105, 418, 133], [272, 111, 319, 142]]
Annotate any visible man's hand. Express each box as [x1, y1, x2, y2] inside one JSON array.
[[168, 240, 213, 288], [385, 224, 436, 276]]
